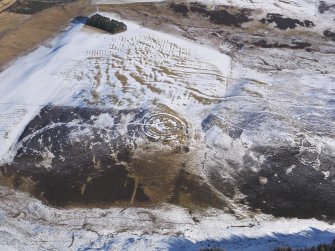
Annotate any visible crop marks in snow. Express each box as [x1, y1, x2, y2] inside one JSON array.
[[65, 34, 228, 108]]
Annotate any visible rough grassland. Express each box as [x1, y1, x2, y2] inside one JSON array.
[[0, 0, 93, 69], [0, 0, 16, 12]]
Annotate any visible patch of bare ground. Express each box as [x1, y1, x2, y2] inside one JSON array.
[[0, 0, 16, 12], [0, 0, 94, 69], [0, 11, 30, 36]]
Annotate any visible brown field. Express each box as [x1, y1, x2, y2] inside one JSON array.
[[0, 0, 94, 69], [0, 12, 30, 35], [0, 0, 16, 12]]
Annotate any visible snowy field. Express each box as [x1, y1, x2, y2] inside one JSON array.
[[1, 186, 335, 250], [0, 14, 230, 163]]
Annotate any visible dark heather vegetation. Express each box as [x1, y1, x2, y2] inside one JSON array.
[[169, 2, 315, 30], [273, 239, 335, 251], [169, 2, 252, 27], [318, 1, 335, 14], [260, 13, 314, 30], [169, 3, 189, 16], [199, 249, 225, 251], [7, 0, 57, 14], [324, 29, 335, 41], [253, 39, 311, 50], [199, 239, 335, 251], [86, 14, 127, 34]]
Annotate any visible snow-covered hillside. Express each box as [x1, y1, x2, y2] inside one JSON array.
[[0, 0, 334, 249], [0, 14, 228, 158]]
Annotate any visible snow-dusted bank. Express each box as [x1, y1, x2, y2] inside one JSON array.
[[0, 14, 230, 163], [93, 0, 318, 17], [197, 0, 318, 16], [1, 186, 335, 250], [0, 6, 335, 251], [0, 20, 86, 163]]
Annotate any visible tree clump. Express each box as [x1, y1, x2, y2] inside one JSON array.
[[86, 14, 127, 34]]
